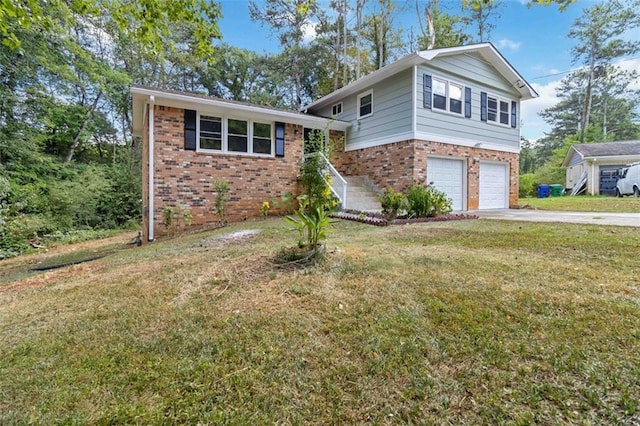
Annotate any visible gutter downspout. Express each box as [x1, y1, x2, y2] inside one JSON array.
[[148, 96, 155, 241], [590, 158, 597, 196]]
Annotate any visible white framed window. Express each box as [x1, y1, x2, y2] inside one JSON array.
[[331, 102, 343, 116], [197, 114, 274, 156], [485, 94, 512, 127], [199, 115, 222, 151], [357, 90, 373, 119], [432, 77, 463, 115], [252, 122, 272, 154], [228, 118, 248, 153]]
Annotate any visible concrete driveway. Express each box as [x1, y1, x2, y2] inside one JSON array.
[[471, 209, 640, 227]]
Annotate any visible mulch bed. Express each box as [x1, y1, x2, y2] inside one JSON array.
[[331, 210, 479, 226]]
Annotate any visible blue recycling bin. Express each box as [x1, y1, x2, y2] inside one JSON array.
[[537, 184, 550, 198]]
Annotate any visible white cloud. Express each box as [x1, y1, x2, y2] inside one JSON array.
[[616, 57, 640, 90], [520, 79, 562, 142], [496, 38, 522, 52], [302, 21, 318, 43]]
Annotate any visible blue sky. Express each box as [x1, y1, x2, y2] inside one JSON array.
[[217, 0, 640, 141]]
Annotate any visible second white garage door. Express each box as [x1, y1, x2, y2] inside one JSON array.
[[479, 162, 508, 209], [427, 158, 464, 211]]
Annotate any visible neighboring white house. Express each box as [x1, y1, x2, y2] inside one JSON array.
[[562, 140, 640, 195]]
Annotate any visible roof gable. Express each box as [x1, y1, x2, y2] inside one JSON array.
[[304, 42, 538, 112]]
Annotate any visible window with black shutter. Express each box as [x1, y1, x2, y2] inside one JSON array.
[[184, 109, 197, 151], [275, 122, 285, 157]]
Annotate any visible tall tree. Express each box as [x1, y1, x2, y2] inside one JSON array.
[[567, 0, 640, 142], [250, 0, 323, 109], [362, 0, 403, 70], [416, 0, 471, 49], [462, 0, 502, 43]]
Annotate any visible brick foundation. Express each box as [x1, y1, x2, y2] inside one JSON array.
[[332, 140, 519, 210]]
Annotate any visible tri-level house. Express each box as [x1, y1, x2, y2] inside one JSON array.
[[132, 43, 537, 241]]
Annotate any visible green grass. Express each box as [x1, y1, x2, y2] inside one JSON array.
[[520, 195, 640, 212], [1, 218, 639, 424]]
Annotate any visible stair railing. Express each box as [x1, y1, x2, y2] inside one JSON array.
[[305, 152, 348, 209]]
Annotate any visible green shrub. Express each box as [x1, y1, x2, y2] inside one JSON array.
[[213, 180, 230, 224], [406, 183, 452, 218], [0, 214, 59, 258], [97, 150, 142, 227], [519, 173, 536, 198], [379, 187, 406, 220]]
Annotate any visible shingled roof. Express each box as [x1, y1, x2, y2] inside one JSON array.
[[571, 140, 640, 157], [562, 140, 640, 168]]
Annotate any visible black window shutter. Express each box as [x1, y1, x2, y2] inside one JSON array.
[[184, 109, 196, 151], [480, 91, 487, 122], [423, 74, 432, 109], [275, 122, 285, 157], [464, 87, 472, 118], [511, 101, 517, 128]]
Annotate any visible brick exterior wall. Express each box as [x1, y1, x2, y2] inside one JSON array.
[[142, 104, 519, 240], [143, 105, 305, 239], [332, 139, 519, 210]]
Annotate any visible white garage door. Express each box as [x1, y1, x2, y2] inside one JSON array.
[[479, 162, 508, 209], [427, 158, 464, 211]]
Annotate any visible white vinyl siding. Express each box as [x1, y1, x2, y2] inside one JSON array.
[[416, 53, 520, 151]]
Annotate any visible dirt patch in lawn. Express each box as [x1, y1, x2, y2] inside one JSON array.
[[0, 232, 137, 290]]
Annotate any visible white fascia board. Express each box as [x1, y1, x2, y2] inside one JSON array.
[[131, 87, 350, 132], [582, 155, 640, 164], [132, 92, 146, 138], [418, 43, 538, 101]]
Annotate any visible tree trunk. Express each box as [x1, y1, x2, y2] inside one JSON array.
[[342, 0, 348, 86], [580, 57, 595, 144], [426, 7, 435, 49], [356, 0, 364, 79], [64, 90, 102, 164]]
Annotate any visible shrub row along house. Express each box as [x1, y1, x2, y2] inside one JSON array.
[[132, 43, 538, 241]]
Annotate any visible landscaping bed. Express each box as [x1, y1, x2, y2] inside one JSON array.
[[332, 209, 479, 226]]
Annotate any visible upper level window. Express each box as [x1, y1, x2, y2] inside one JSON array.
[[449, 84, 463, 114], [357, 90, 373, 119], [197, 114, 273, 155], [485, 94, 511, 126], [332, 102, 343, 116], [432, 77, 463, 115]]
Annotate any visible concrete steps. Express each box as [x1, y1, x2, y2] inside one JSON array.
[[343, 176, 381, 212]]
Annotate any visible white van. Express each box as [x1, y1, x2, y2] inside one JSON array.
[[616, 163, 640, 197]]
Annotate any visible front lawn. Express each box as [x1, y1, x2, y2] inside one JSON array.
[[519, 195, 640, 212], [1, 219, 639, 424]]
